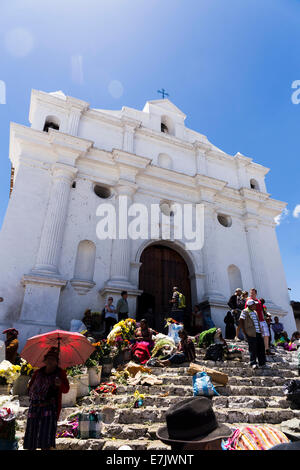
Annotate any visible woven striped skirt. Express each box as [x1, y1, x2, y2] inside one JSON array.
[[222, 425, 289, 450], [23, 400, 58, 450]]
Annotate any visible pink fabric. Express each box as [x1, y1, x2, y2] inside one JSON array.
[[131, 342, 151, 364]]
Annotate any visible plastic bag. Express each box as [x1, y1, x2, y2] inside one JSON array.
[[168, 324, 183, 345], [70, 319, 87, 333], [193, 371, 219, 397]]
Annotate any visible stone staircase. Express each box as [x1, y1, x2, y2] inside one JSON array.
[[15, 341, 300, 450]]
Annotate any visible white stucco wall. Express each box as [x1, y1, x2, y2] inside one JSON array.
[[0, 89, 296, 346]]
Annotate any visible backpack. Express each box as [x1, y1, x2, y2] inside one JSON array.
[[177, 292, 186, 309]]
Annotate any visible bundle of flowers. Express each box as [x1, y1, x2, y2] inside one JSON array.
[[91, 339, 113, 360], [133, 390, 145, 408], [107, 318, 136, 349], [66, 365, 86, 377], [165, 317, 181, 327], [0, 361, 21, 385], [19, 359, 35, 377]]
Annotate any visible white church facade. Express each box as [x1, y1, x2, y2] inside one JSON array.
[[0, 89, 296, 348]]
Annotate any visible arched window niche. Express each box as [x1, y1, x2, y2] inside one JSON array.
[[158, 153, 173, 170], [161, 115, 175, 135], [70, 240, 96, 295], [227, 264, 243, 295], [250, 178, 260, 191]]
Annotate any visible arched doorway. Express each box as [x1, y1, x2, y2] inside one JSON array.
[[137, 244, 192, 331]]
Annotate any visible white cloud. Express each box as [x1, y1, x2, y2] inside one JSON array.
[[71, 55, 84, 85], [274, 208, 289, 225], [293, 204, 300, 218], [108, 80, 124, 99], [4, 28, 34, 58]]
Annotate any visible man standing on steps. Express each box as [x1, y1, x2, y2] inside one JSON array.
[[170, 286, 185, 323], [239, 299, 267, 369], [246, 288, 273, 356], [116, 291, 129, 322]]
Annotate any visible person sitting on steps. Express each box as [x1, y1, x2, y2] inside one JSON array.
[[157, 329, 195, 367]]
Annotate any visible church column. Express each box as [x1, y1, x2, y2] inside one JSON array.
[[244, 217, 271, 299], [67, 107, 82, 136], [202, 203, 225, 300], [108, 184, 136, 286], [122, 121, 137, 154], [33, 163, 78, 275], [194, 142, 209, 175], [15, 163, 77, 347], [101, 183, 143, 318]]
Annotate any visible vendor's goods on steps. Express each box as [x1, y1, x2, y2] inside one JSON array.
[[188, 362, 229, 385]]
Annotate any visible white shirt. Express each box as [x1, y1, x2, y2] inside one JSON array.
[[105, 304, 117, 321]]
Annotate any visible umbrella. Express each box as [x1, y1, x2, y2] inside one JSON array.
[[21, 329, 95, 369]]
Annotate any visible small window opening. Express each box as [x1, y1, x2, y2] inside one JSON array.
[[94, 184, 111, 199], [217, 214, 232, 227], [161, 123, 168, 133], [43, 120, 59, 132]]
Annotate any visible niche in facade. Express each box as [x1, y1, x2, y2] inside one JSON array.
[[161, 115, 174, 136], [250, 178, 260, 190], [43, 115, 60, 132], [227, 264, 243, 294], [70, 240, 96, 295], [158, 153, 173, 170]]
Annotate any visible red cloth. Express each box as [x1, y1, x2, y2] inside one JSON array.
[[246, 298, 264, 322], [131, 342, 151, 364], [29, 367, 69, 419]]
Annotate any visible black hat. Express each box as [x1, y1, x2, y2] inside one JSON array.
[[43, 347, 59, 361], [156, 397, 232, 445]]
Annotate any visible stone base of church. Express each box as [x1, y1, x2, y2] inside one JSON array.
[[15, 274, 68, 349], [198, 295, 229, 336], [14, 320, 59, 351]]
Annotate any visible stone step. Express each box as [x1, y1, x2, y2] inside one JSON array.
[[92, 405, 300, 425], [148, 365, 298, 377], [78, 393, 291, 410], [54, 438, 169, 451]]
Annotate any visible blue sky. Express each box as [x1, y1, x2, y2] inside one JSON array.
[[0, 0, 299, 299]]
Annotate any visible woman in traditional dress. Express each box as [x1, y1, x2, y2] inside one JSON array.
[[2, 328, 20, 364], [131, 319, 158, 364], [23, 347, 69, 450]]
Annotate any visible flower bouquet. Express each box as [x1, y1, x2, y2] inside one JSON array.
[[132, 390, 145, 408], [107, 319, 136, 366], [165, 317, 181, 327], [12, 360, 35, 396], [107, 318, 136, 347], [0, 361, 21, 394]]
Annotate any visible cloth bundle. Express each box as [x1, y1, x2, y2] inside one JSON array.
[[151, 334, 176, 359], [77, 411, 103, 439], [222, 425, 289, 450], [127, 371, 163, 386], [284, 380, 300, 407], [204, 344, 224, 361], [223, 345, 244, 361], [193, 371, 219, 397]]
